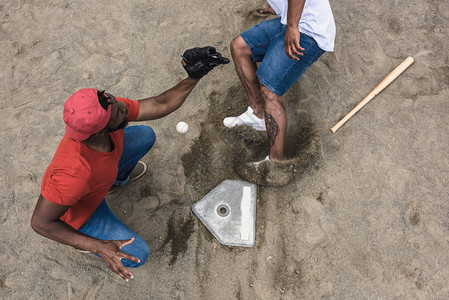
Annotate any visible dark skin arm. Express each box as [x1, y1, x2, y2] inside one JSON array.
[[135, 61, 199, 121], [285, 0, 306, 60], [31, 194, 139, 281]]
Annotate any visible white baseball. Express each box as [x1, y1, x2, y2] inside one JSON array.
[[176, 121, 189, 134]]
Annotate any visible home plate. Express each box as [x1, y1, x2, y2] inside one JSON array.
[[192, 180, 257, 247]]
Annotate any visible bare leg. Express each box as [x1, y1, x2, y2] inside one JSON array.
[[261, 85, 287, 160], [230, 36, 264, 118]]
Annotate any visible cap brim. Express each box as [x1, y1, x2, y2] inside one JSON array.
[[65, 124, 92, 141]]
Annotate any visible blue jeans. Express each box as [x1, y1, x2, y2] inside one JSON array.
[[78, 125, 156, 268], [240, 17, 325, 97]]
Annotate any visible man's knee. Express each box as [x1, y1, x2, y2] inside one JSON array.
[[125, 125, 156, 151], [230, 35, 251, 57], [139, 126, 156, 152], [260, 85, 281, 104], [122, 237, 150, 268], [135, 242, 150, 267]]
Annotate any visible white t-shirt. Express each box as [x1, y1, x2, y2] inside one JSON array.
[[267, 0, 336, 52]]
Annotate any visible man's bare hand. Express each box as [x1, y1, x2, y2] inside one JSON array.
[[258, 6, 276, 15], [284, 26, 304, 60], [96, 237, 140, 281]]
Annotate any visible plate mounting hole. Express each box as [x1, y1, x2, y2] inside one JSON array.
[[217, 204, 230, 217]]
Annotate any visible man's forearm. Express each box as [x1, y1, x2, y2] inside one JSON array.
[[31, 218, 102, 253], [135, 77, 199, 121], [287, 0, 306, 28]]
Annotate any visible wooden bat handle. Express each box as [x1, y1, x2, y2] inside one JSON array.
[[330, 56, 414, 133]]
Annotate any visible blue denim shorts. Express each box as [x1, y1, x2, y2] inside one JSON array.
[[240, 17, 325, 97]]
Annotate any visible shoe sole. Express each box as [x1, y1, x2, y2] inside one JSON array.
[[224, 123, 266, 131], [130, 161, 147, 182], [75, 248, 91, 254]]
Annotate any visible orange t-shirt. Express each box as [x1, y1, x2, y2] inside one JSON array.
[[41, 98, 140, 230]]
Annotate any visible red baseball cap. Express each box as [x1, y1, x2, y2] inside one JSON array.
[[63, 88, 112, 141]]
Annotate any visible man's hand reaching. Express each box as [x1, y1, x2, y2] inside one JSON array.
[[284, 26, 305, 60], [284, 0, 306, 60], [182, 46, 230, 80], [95, 237, 140, 281]]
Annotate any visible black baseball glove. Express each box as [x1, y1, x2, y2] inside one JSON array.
[[182, 46, 230, 80]]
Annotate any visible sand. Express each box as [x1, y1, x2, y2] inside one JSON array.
[[1, 0, 449, 298]]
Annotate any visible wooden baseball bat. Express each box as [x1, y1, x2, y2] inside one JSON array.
[[330, 56, 414, 133]]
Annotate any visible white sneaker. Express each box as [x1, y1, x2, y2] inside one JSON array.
[[223, 106, 266, 131]]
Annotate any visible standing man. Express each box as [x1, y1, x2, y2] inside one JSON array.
[[31, 47, 229, 281], [223, 0, 335, 160]]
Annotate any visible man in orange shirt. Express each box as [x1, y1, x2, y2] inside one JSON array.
[[31, 47, 229, 281]]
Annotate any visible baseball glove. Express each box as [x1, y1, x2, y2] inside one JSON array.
[[182, 46, 230, 79]]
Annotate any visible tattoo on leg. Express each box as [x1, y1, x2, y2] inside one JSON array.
[[264, 111, 279, 147]]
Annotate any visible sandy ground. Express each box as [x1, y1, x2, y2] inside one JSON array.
[[1, 0, 449, 299]]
